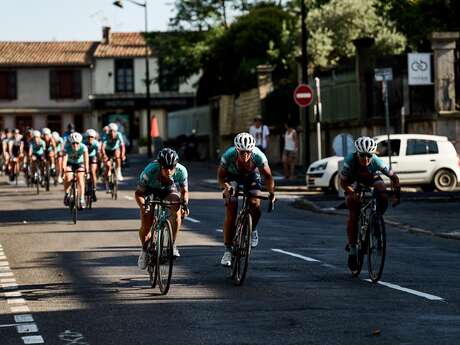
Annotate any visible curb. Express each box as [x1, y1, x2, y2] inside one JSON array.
[[293, 198, 460, 241]]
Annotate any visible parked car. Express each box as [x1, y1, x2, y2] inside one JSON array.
[[306, 134, 460, 192]]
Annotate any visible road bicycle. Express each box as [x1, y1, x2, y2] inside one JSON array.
[[108, 159, 118, 200], [67, 170, 82, 224], [32, 159, 43, 195], [226, 187, 274, 286], [351, 184, 398, 283], [144, 195, 183, 295]]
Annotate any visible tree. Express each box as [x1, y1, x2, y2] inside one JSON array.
[[305, 0, 407, 69]]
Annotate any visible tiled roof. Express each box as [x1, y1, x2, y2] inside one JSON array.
[[94, 32, 154, 58], [0, 41, 97, 66]]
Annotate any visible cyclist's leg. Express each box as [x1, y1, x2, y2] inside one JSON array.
[[90, 157, 98, 197], [245, 172, 263, 229], [63, 165, 74, 193], [223, 180, 238, 247], [373, 178, 388, 215], [104, 153, 112, 186], [162, 187, 181, 242], [76, 167, 85, 205], [56, 153, 63, 182], [139, 201, 154, 249], [345, 194, 361, 245]]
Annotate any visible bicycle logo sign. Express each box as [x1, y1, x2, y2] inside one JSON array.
[[411, 60, 428, 72], [408, 53, 432, 85]]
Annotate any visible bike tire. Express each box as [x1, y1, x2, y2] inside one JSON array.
[[351, 218, 366, 277], [45, 164, 50, 192], [35, 176, 40, 195], [147, 237, 158, 288], [367, 214, 386, 283], [71, 181, 78, 224], [232, 213, 252, 286], [157, 219, 174, 295]]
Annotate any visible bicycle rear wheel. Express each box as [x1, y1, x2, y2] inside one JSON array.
[[147, 238, 158, 288], [232, 213, 252, 286], [45, 163, 50, 191], [71, 180, 78, 224], [157, 220, 174, 295], [367, 214, 386, 283]]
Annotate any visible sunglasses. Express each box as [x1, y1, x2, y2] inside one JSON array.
[[358, 152, 373, 159], [238, 150, 252, 155], [71, 142, 79, 146]]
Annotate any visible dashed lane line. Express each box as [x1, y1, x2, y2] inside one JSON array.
[[184, 217, 200, 223], [272, 248, 445, 302]]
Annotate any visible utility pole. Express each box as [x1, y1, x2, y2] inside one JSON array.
[[300, 0, 310, 166]]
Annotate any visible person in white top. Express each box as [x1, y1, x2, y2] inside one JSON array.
[[249, 115, 270, 153], [282, 122, 299, 179]]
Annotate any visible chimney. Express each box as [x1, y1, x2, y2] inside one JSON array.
[[102, 26, 111, 44]]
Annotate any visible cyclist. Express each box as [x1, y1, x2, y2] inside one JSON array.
[[29, 130, 46, 183], [83, 129, 100, 202], [52, 131, 64, 183], [7, 129, 24, 181], [63, 123, 75, 142], [63, 132, 89, 209], [2, 129, 12, 175], [102, 123, 126, 185], [134, 148, 189, 268], [218, 132, 276, 266], [340, 136, 400, 272], [42, 128, 57, 179]]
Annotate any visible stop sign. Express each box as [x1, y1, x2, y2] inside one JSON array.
[[293, 84, 314, 107]]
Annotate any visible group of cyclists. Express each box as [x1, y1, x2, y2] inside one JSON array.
[[2, 125, 401, 273], [0, 122, 126, 209]]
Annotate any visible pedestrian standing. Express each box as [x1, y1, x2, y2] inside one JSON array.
[[282, 122, 299, 179], [249, 115, 270, 153]]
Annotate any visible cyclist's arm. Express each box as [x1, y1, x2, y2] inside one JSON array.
[[83, 151, 89, 173], [121, 141, 126, 160], [260, 164, 275, 195], [217, 165, 230, 190], [28, 145, 33, 158], [101, 142, 107, 157], [62, 153, 68, 171], [19, 142, 24, 155], [8, 141, 13, 157]]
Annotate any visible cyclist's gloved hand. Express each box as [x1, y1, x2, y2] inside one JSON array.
[[181, 202, 190, 219]]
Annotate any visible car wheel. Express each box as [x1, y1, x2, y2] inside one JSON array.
[[433, 169, 457, 192], [329, 172, 340, 193]]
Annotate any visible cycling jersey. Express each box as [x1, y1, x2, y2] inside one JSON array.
[[31, 140, 46, 156], [104, 133, 124, 151], [44, 138, 54, 153], [55, 137, 64, 153], [10, 137, 22, 157], [220, 146, 268, 175], [341, 152, 390, 184], [84, 140, 100, 158], [139, 161, 188, 190], [64, 142, 88, 164]]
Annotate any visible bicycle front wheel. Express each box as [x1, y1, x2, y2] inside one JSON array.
[[367, 214, 386, 283], [232, 213, 252, 286], [147, 238, 158, 288], [157, 220, 174, 295]]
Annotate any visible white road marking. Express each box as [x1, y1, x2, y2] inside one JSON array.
[[10, 306, 30, 313], [0, 261, 10, 266], [15, 315, 34, 323], [185, 217, 200, 223], [7, 298, 26, 304], [0, 255, 6, 260], [272, 248, 321, 262], [0, 272, 14, 277], [4, 291, 21, 297], [22, 335, 44, 344], [1, 278, 17, 283], [16, 323, 38, 333], [363, 279, 444, 301], [124, 195, 134, 201], [0, 323, 21, 328], [2, 283, 18, 289], [216, 229, 223, 233], [0, 266, 11, 271]]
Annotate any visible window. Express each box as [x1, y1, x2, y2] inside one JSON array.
[[50, 70, 82, 99], [406, 139, 438, 155], [115, 59, 134, 92], [47, 115, 62, 132], [0, 70, 17, 100], [376, 139, 401, 157]]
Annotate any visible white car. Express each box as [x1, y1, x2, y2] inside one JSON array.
[[306, 134, 460, 192]]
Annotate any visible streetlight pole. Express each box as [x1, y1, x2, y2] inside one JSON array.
[[300, 0, 310, 166], [113, 0, 153, 157]]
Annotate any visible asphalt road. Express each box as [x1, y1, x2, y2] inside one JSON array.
[[1, 160, 460, 345]]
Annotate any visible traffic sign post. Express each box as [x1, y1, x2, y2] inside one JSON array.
[[294, 84, 314, 107]]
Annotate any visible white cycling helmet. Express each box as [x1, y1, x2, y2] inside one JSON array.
[[52, 131, 60, 142], [108, 123, 118, 132], [69, 132, 83, 144], [234, 132, 256, 151], [86, 129, 97, 138], [32, 130, 41, 138], [354, 136, 377, 154], [42, 128, 51, 136]]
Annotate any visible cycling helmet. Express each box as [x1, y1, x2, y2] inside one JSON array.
[[52, 131, 60, 141], [86, 129, 97, 138], [108, 123, 118, 132], [354, 136, 377, 154], [157, 148, 179, 168], [234, 132, 256, 151], [32, 130, 41, 138], [69, 132, 83, 144], [42, 128, 51, 136]]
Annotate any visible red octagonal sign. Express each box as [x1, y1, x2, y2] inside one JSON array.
[[293, 84, 314, 107]]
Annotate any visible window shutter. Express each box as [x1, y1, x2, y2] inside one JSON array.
[[8, 71, 17, 100], [73, 70, 82, 99], [50, 70, 58, 99]]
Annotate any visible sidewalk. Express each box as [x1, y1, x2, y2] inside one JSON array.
[[294, 192, 460, 241]]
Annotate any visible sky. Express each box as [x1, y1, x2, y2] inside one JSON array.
[[0, 0, 175, 41]]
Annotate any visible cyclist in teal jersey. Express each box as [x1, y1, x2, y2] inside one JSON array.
[[134, 148, 189, 268], [29, 130, 46, 180], [102, 123, 126, 186], [340, 136, 400, 272], [218, 132, 276, 266], [52, 131, 64, 183], [84, 129, 100, 202], [63, 132, 89, 209]]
